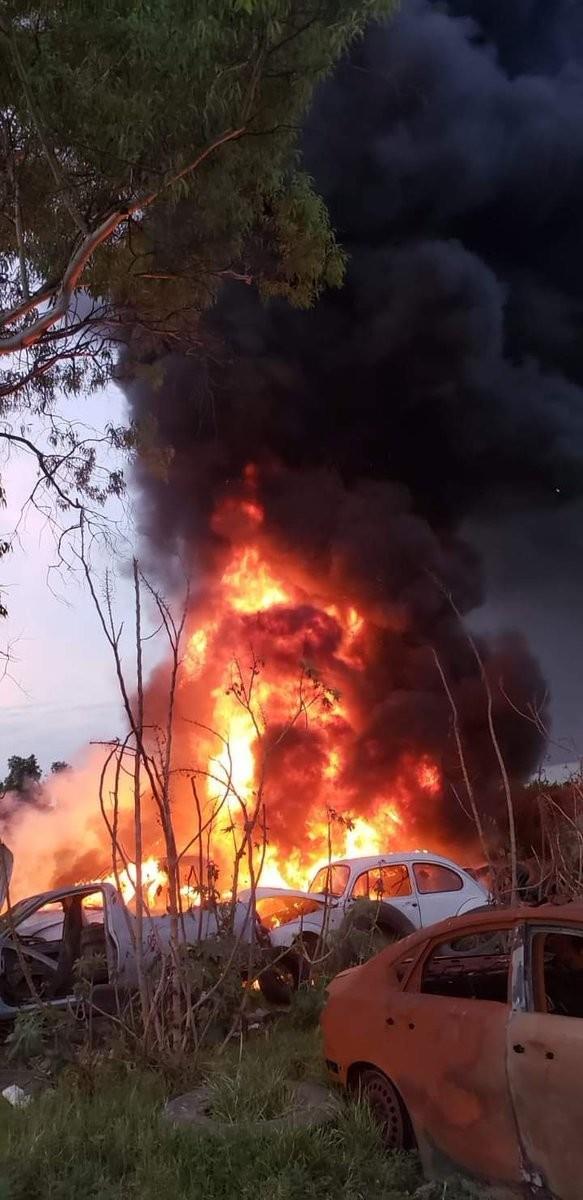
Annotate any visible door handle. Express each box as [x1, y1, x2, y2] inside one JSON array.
[[513, 1044, 525, 1054]]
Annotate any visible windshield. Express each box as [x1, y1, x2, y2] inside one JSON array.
[[309, 863, 350, 898], [255, 895, 324, 930], [0, 897, 36, 933]]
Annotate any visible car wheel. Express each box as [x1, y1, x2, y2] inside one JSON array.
[[337, 901, 415, 968], [257, 950, 304, 1005], [293, 932, 321, 964], [359, 1068, 410, 1150]]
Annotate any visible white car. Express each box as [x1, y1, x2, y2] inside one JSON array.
[[243, 852, 489, 960]]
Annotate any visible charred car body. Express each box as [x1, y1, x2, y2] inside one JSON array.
[[321, 903, 583, 1200], [0, 853, 297, 1020]]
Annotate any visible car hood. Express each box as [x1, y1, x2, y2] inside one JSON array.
[[238, 886, 327, 905], [0, 843, 13, 909]]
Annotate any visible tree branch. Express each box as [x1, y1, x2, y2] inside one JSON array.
[[0, 126, 246, 354]]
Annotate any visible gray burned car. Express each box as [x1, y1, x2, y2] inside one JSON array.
[[0, 847, 299, 1022]]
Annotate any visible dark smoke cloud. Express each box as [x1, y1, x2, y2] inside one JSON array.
[[124, 1, 583, 842]]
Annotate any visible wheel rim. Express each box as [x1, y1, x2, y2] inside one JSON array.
[[363, 1073, 405, 1149]]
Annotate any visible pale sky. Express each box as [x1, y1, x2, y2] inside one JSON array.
[[0, 383, 135, 772]]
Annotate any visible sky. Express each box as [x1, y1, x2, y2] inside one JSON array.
[[0, 384, 135, 771]]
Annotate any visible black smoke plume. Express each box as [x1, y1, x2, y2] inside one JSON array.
[[124, 1, 583, 849]]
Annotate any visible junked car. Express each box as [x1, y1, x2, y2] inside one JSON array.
[[242, 852, 489, 962], [321, 903, 583, 1200], [0, 851, 298, 1024]]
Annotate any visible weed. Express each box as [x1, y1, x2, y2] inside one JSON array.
[[206, 1061, 292, 1122], [287, 979, 328, 1029]]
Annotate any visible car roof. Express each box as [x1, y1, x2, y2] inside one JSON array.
[[3, 880, 114, 914], [381, 901, 583, 964], [321, 851, 467, 872]]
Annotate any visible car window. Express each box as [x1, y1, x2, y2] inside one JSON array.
[[419, 929, 511, 1003], [17, 901, 65, 942], [533, 930, 583, 1018], [309, 863, 349, 897], [255, 895, 323, 930], [351, 864, 411, 900], [414, 863, 463, 894]]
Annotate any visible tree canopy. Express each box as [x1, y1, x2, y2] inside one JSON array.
[[2, 753, 41, 793], [0, 1, 392, 402], [0, 1, 394, 611], [50, 760, 71, 774]]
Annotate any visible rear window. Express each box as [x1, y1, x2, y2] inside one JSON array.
[[414, 863, 463, 894]]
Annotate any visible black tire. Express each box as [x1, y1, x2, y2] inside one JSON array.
[[359, 1068, 413, 1150], [337, 900, 415, 969], [257, 950, 305, 1005]]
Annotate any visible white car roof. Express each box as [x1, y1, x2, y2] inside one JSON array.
[[315, 851, 467, 873]]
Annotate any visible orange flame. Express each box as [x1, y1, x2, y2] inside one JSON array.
[[7, 479, 445, 905]]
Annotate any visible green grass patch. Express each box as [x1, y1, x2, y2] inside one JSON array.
[[206, 1060, 293, 1123], [0, 1027, 422, 1200]]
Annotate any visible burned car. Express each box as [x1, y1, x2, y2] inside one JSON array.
[[241, 851, 488, 963], [0, 853, 299, 1021], [321, 903, 583, 1200]]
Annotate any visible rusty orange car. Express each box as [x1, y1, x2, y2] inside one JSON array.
[[321, 903, 583, 1199]]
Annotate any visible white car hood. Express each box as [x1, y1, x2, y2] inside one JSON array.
[[0, 843, 13, 909], [238, 885, 327, 906]]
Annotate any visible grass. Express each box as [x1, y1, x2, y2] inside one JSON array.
[[0, 1026, 423, 1200], [206, 1060, 293, 1123], [203, 1025, 328, 1123]]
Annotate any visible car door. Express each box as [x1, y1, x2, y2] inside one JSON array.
[[507, 923, 583, 1200], [350, 863, 421, 927], [412, 861, 471, 927], [0, 898, 65, 1009], [384, 923, 523, 1188]]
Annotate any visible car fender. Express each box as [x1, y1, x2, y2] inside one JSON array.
[[269, 914, 325, 949], [455, 896, 493, 918]]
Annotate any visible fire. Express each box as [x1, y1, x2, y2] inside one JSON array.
[[5, 471, 445, 906], [100, 857, 168, 907], [222, 546, 291, 613], [418, 760, 440, 793], [172, 497, 443, 897]]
